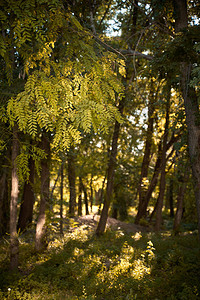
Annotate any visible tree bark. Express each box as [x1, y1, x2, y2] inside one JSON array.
[[173, 0, 200, 239], [35, 133, 50, 252], [67, 146, 76, 216], [60, 160, 64, 235], [17, 156, 35, 232], [0, 172, 9, 237], [90, 176, 94, 212], [169, 178, 174, 218], [78, 177, 82, 216], [96, 101, 123, 235], [155, 85, 170, 231], [135, 82, 155, 223], [135, 134, 178, 224], [80, 177, 89, 215], [173, 179, 187, 233], [10, 124, 19, 270]]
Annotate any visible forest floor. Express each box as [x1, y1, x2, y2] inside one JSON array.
[[68, 214, 149, 234], [0, 211, 199, 300]]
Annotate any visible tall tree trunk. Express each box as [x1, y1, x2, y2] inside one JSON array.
[[173, 0, 200, 239], [135, 134, 177, 224], [67, 146, 76, 216], [60, 160, 64, 235], [17, 157, 35, 232], [0, 172, 9, 237], [78, 177, 82, 216], [97, 174, 106, 214], [10, 124, 19, 270], [135, 84, 155, 224], [169, 178, 174, 218], [80, 177, 89, 215], [155, 85, 170, 231], [173, 182, 186, 234], [90, 176, 93, 212], [35, 134, 50, 252], [135, 141, 162, 223], [96, 101, 123, 235]]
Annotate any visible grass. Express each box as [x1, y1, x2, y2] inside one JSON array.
[[0, 219, 199, 299]]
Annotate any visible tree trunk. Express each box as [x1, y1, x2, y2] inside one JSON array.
[[97, 175, 106, 214], [96, 101, 123, 235], [90, 176, 93, 212], [67, 146, 76, 216], [78, 177, 82, 216], [60, 160, 64, 235], [169, 178, 174, 218], [173, 0, 200, 239], [0, 172, 9, 237], [35, 134, 50, 252], [80, 177, 89, 215], [155, 85, 170, 231], [173, 183, 185, 233], [17, 157, 35, 232], [135, 141, 162, 223], [135, 84, 155, 224], [135, 134, 177, 224], [10, 125, 19, 270]]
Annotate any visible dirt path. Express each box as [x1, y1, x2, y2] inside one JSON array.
[[70, 214, 149, 234]]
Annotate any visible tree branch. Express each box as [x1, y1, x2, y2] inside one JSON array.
[[120, 49, 153, 60]]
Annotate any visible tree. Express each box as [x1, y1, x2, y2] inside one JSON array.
[[10, 125, 19, 269]]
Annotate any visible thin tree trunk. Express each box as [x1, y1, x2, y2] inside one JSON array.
[[96, 101, 123, 236], [97, 174, 106, 214], [35, 134, 50, 252], [78, 177, 82, 216], [155, 85, 170, 231], [0, 172, 9, 237], [67, 146, 76, 216], [135, 84, 155, 223], [50, 167, 61, 201], [135, 134, 178, 224], [60, 160, 64, 235], [10, 124, 19, 270], [17, 157, 35, 232], [90, 176, 93, 212], [173, 0, 200, 239], [135, 141, 162, 224], [173, 183, 185, 233], [80, 177, 89, 215], [169, 178, 174, 217]]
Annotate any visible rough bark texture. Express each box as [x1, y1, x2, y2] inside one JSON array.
[[10, 125, 19, 270], [35, 134, 50, 252], [17, 157, 35, 232], [67, 147, 76, 216], [173, 0, 200, 239]]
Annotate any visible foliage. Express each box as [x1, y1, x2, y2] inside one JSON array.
[[0, 219, 199, 299]]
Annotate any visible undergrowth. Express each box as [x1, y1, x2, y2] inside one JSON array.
[[0, 223, 199, 299]]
